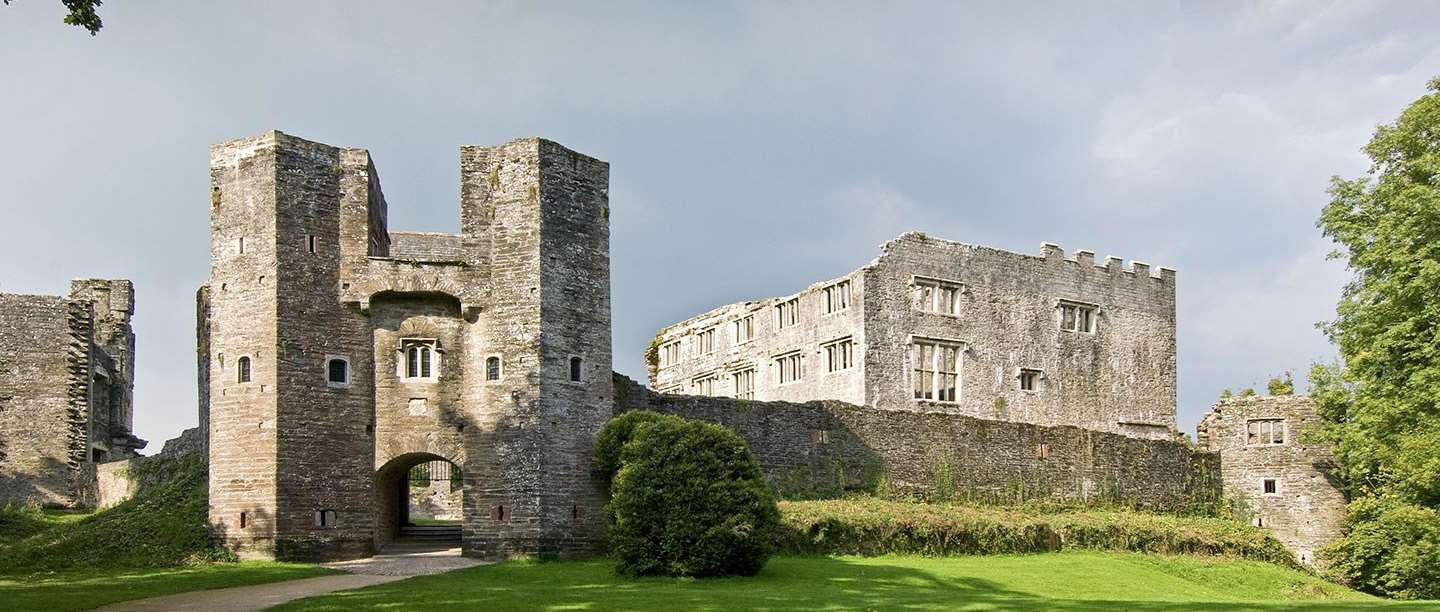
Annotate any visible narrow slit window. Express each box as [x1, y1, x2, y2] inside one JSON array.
[[570, 356, 583, 382], [237, 356, 251, 383], [307, 234, 317, 254]]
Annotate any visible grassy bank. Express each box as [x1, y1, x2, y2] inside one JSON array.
[[276, 552, 1420, 611], [0, 562, 336, 612], [779, 498, 1296, 564]]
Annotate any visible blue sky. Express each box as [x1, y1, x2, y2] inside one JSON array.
[[2, 1, 1436, 446]]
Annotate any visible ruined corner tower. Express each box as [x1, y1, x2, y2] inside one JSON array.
[[204, 131, 612, 561]]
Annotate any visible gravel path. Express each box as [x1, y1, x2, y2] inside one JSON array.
[[93, 547, 484, 612]]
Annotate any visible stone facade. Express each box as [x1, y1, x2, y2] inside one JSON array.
[[617, 374, 1217, 511], [1197, 395, 1346, 565], [203, 131, 611, 561], [651, 232, 1177, 440], [0, 280, 146, 507]]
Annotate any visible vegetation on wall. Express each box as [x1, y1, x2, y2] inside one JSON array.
[[1311, 76, 1440, 599]]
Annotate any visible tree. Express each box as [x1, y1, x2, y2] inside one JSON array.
[[3, 1, 104, 35], [1313, 77, 1440, 597]]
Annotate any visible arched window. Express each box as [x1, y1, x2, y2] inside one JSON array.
[[327, 357, 349, 386], [486, 356, 501, 381], [399, 339, 440, 380], [569, 356, 582, 382], [237, 356, 251, 383]]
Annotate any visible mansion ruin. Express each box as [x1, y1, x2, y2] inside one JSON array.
[[0, 130, 1346, 567], [650, 233, 1178, 440]]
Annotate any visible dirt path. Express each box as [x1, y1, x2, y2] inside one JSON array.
[[93, 548, 484, 612]]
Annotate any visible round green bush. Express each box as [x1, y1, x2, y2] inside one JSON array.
[[607, 417, 780, 577], [592, 410, 678, 489]]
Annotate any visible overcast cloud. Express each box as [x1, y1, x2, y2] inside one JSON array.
[[2, 1, 1436, 446]]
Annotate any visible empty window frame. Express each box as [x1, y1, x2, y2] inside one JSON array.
[[822, 280, 851, 314], [913, 277, 962, 315], [237, 356, 252, 383], [307, 234, 317, 254], [774, 351, 804, 385], [326, 356, 350, 387], [695, 327, 715, 356], [569, 356, 583, 382], [823, 337, 854, 372], [692, 372, 719, 396], [732, 367, 756, 400], [1262, 478, 1279, 495], [1246, 418, 1285, 445], [399, 339, 440, 380], [315, 509, 337, 528], [659, 340, 681, 368], [911, 339, 961, 402], [485, 356, 502, 381], [1059, 301, 1097, 333], [1018, 368, 1041, 391], [775, 298, 800, 329], [734, 315, 754, 344]]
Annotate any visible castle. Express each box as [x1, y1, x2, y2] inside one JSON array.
[[0, 131, 1345, 566]]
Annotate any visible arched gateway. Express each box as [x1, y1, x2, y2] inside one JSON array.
[[203, 131, 613, 561]]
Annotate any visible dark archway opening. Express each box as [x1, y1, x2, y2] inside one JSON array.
[[375, 452, 463, 552]]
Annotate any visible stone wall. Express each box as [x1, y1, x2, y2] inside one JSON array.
[[1198, 395, 1346, 565], [617, 374, 1217, 511], [650, 232, 1177, 440]]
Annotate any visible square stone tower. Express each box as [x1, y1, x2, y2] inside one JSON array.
[[204, 131, 611, 561]]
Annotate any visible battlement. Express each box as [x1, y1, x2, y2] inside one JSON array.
[[889, 232, 1174, 283]]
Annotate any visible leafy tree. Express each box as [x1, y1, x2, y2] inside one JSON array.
[[3, 0, 103, 35], [1267, 371, 1295, 396], [1313, 77, 1440, 597]]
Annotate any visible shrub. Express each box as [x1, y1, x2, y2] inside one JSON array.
[[608, 416, 780, 577], [778, 497, 1296, 566], [1324, 497, 1440, 600], [592, 410, 680, 490]]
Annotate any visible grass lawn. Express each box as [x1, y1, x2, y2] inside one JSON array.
[[0, 562, 338, 612], [277, 552, 1434, 611], [0, 508, 92, 548]]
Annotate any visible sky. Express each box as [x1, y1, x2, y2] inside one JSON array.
[[2, 1, 1437, 447]]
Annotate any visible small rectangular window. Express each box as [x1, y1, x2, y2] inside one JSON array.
[[695, 327, 715, 355], [1262, 479, 1278, 495], [238, 236, 245, 254], [775, 298, 799, 329], [731, 367, 755, 400], [912, 277, 962, 315], [822, 280, 851, 314], [315, 509, 337, 527], [1019, 368, 1041, 391], [734, 315, 754, 344], [1060, 301, 1097, 333], [823, 337, 854, 372], [774, 351, 804, 384], [307, 234, 317, 254], [659, 341, 681, 368]]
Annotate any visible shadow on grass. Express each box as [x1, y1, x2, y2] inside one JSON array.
[[274, 556, 1431, 612], [0, 562, 336, 612]]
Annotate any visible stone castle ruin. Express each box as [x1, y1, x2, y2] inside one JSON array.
[[0, 130, 1346, 566], [0, 280, 145, 507]]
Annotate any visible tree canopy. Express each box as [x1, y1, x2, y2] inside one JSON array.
[[4, 0, 103, 35]]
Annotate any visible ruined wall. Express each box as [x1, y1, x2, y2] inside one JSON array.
[[618, 374, 1216, 511], [1198, 395, 1345, 565], [650, 271, 865, 405], [865, 233, 1176, 439], [649, 232, 1176, 440], [0, 294, 91, 506]]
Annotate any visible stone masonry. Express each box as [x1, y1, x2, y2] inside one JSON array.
[[203, 131, 611, 561], [651, 232, 1178, 440], [1197, 395, 1346, 566], [0, 279, 146, 507]]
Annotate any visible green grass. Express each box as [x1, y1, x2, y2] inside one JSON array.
[[276, 552, 1434, 611], [0, 507, 92, 548], [0, 562, 337, 612]]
